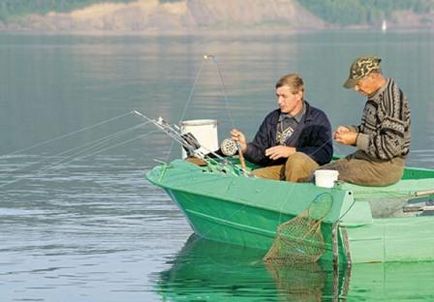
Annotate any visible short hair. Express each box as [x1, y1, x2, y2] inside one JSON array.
[[275, 73, 305, 98]]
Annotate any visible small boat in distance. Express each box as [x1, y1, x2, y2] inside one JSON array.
[[382, 19, 387, 32]]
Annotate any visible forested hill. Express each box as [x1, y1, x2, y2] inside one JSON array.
[[0, 0, 433, 31], [0, 1, 122, 21], [298, 0, 434, 25]]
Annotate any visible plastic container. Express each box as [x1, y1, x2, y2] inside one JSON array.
[[314, 170, 339, 188], [180, 119, 218, 158]]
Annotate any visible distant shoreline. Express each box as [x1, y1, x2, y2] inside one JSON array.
[[1, 0, 433, 35], [0, 26, 433, 36]]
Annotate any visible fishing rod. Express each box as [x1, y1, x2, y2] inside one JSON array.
[[133, 110, 247, 176], [202, 54, 249, 173], [220, 138, 247, 173], [133, 110, 206, 158]]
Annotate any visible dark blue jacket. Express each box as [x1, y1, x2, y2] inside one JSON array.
[[244, 101, 333, 166]]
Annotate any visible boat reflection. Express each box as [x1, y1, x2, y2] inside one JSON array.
[[347, 261, 434, 301], [157, 235, 347, 301], [158, 235, 434, 301]]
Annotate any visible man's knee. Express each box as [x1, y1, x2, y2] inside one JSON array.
[[285, 152, 317, 168], [252, 165, 283, 180], [284, 152, 319, 182]]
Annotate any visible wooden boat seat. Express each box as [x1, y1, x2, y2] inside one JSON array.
[[184, 156, 208, 166]]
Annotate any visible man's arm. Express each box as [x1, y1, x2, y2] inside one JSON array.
[[358, 84, 410, 160]]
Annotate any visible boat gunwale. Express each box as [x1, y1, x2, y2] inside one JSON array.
[[146, 159, 350, 224]]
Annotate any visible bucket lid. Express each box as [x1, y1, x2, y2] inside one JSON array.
[[180, 119, 217, 126], [314, 169, 339, 176]]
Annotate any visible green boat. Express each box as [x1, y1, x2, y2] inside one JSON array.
[[146, 158, 434, 264]]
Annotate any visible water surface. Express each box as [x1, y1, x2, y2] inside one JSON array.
[[1, 31, 434, 301]]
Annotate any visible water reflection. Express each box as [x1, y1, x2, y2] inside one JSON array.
[[347, 261, 434, 301], [157, 235, 347, 301], [158, 235, 434, 301]]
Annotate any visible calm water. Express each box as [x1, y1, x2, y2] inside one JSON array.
[[1, 31, 434, 301]]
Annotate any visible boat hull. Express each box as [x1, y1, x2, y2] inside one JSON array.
[[147, 160, 434, 264], [167, 189, 279, 250], [341, 215, 434, 263]]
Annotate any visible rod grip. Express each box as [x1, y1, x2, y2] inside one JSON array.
[[414, 189, 434, 197], [238, 146, 247, 172]]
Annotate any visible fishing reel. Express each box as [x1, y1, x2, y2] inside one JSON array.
[[220, 138, 238, 156]]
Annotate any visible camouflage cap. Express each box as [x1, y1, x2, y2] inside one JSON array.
[[343, 56, 382, 89]]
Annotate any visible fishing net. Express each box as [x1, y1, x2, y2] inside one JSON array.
[[263, 193, 333, 265], [265, 262, 326, 301]]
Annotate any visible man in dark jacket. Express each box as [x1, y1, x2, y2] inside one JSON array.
[[231, 73, 333, 182]]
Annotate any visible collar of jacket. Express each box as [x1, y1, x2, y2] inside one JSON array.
[[277, 100, 313, 124]]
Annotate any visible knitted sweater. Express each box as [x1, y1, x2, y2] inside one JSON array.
[[353, 78, 411, 161]]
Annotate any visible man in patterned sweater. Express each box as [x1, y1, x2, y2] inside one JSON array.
[[318, 56, 411, 186]]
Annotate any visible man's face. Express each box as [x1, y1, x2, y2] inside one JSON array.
[[275, 85, 303, 115], [354, 73, 377, 96]]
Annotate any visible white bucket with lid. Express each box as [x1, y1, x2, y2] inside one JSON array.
[[180, 119, 218, 158], [314, 170, 339, 188]]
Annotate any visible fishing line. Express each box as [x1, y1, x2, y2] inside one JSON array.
[[206, 55, 235, 129], [165, 58, 207, 161], [4, 121, 151, 177], [56, 121, 152, 160], [78, 130, 159, 159], [0, 125, 157, 189], [205, 55, 250, 171], [166, 55, 236, 161], [178, 59, 206, 124], [1, 111, 134, 157], [0, 130, 159, 189]]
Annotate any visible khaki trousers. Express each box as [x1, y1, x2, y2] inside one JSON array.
[[252, 152, 319, 182], [318, 150, 405, 186]]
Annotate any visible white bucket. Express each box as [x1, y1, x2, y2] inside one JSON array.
[[180, 119, 218, 159], [314, 170, 339, 188]]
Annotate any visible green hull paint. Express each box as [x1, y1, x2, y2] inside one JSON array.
[[146, 159, 434, 264], [342, 216, 434, 263], [167, 188, 339, 262]]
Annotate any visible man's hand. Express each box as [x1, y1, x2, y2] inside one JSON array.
[[334, 126, 358, 145], [230, 129, 247, 152], [265, 145, 296, 160]]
